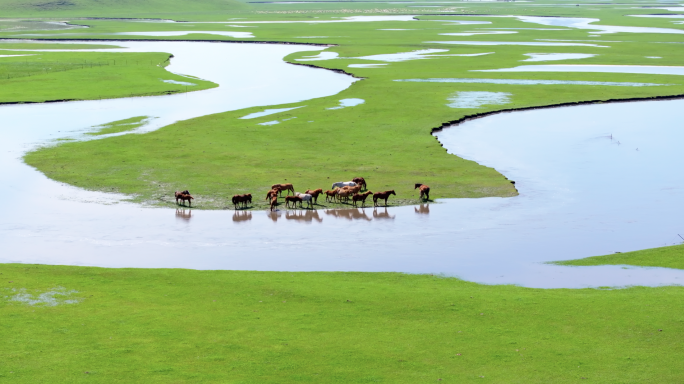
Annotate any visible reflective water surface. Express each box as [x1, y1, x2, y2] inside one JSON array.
[[1, 40, 684, 289]]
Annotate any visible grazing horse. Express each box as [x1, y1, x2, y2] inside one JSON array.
[[272, 183, 295, 196], [266, 189, 279, 201], [285, 195, 302, 208], [305, 188, 323, 204], [175, 191, 191, 204], [232, 194, 251, 209], [324, 189, 337, 202], [414, 183, 430, 201], [331, 181, 356, 189], [177, 193, 194, 207], [352, 191, 373, 207], [373, 190, 396, 207], [270, 195, 278, 211], [352, 177, 367, 190], [295, 193, 314, 209]]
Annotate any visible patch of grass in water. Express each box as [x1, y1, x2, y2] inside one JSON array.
[[86, 115, 151, 136], [552, 244, 684, 270]]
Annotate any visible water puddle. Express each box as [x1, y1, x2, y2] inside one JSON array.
[[395, 78, 668, 86], [426, 41, 608, 47], [226, 15, 418, 24], [4, 287, 81, 306], [240, 106, 304, 119], [447, 91, 511, 108], [162, 79, 196, 86], [516, 15, 684, 34], [258, 120, 281, 125], [355, 48, 492, 62], [327, 98, 365, 110], [115, 31, 255, 38], [522, 53, 596, 62], [476, 64, 684, 76], [348, 64, 387, 68], [0, 20, 86, 32], [295, 52, 339, 61], [629, 14, 684, 18], [440, 31, 518, 36]]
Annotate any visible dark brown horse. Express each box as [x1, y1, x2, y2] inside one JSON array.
[[352, 191, 373, 207], [373, 190, 396, 207], [176, 193, 194, 207], [270, 195, 278, 211], [272, 183, 295, 197], [232, 194, 251, 210], [414, 183, 430, 201], [285, 195, 302, 208], [305, 188, 323, 204], [352, 177, 367, 190]]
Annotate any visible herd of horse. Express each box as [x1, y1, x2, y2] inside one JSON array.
[[174, 177, 431, 211]]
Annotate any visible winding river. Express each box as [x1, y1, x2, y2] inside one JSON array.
[[1, 40, 683, 289]]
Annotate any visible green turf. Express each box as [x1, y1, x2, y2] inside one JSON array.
[[0, 50, 216, 103], [553, 245, 684, 270], [2, 264, 683, 383]]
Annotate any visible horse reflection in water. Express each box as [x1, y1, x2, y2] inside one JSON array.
[[414, 204, 430, 215], [267, 211, 281, 222], [373, 207, 395, 220], [325, 208, 372, 221], [232, 210, 252, 223], [286, 210, 322, 223], [175, 209, 192, 221]]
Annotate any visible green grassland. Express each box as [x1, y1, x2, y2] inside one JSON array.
[[0, 49, 216, 103], [2, 264, 684, 383], [554, 245, 684, 270], [20, 14, 684, 209]]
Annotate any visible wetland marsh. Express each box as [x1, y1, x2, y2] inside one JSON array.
[[1, 0, 684, 381]]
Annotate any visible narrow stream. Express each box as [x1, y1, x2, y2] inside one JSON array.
[[1, 40, 683, 288]]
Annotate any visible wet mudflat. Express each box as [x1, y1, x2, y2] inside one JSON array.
[[1, 40, 684, 288]]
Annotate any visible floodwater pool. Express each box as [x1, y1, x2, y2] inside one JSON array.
[[1, 39, 683, 289]]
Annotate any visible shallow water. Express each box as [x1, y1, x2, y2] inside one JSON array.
[[294, 52, 339, 61], [522, 53, 596, 62], [355, 49, 492, 62], [447, 91, 510, 108], [2, 40, 684, 289], [477, 64, 684, 76], [395, 78, 667, 86], [240, 106, 304, 119], [348, 64, 387, 68], [327, 98, 364, 109], [426, 41, 608, 47], [516, 15, 684, 34]]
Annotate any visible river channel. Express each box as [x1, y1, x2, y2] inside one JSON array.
[[1, 40, 683, 289]]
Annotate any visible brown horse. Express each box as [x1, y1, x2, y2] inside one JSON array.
[[175, 190, 190, 204], [270, 195, 278, 211], [414, 183, 430, 201], [285, 195, 302, 208], [373, 190, 396, 207], [232, 194, 251, 209], [324, 189, 337, 202], [336, 188, 352, 203], [265, 189, 279, 201], [177, 193, 194, 207], [352, 191, 373, 207], [352, 177, 367, 190], [305, 188, 323, 204], [272, 183, 295, 196]]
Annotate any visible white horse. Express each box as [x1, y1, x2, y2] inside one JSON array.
[[331, 181, 356, 189], [295, 193, 314, 209]]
